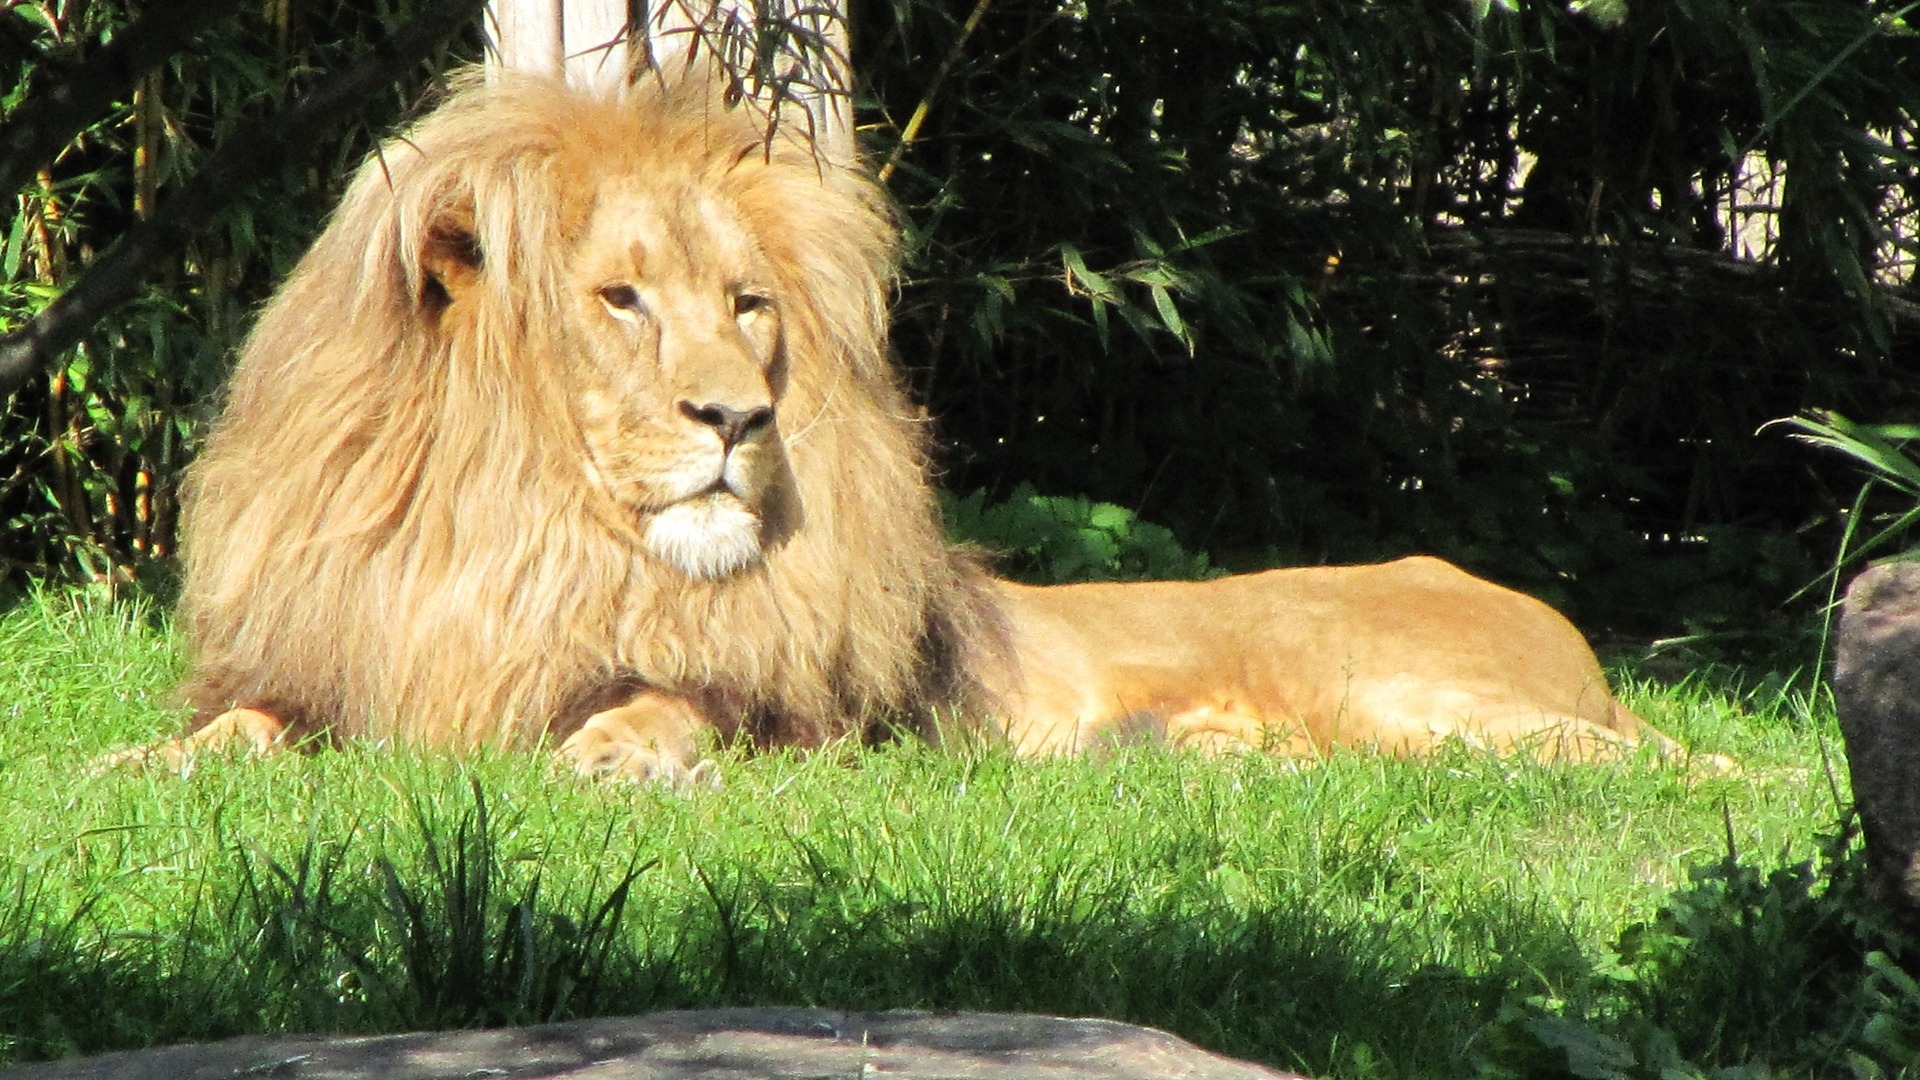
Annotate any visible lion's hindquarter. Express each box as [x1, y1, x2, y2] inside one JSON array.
[[985, 555, 1658, 760]]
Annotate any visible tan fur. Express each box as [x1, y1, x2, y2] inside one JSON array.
[[976, 556, 1676, 763], [171, 70, 988, 774]]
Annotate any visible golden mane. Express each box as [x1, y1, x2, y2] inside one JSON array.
[[176, 71, 988, 753]]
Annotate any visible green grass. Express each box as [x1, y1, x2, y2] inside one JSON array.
[[0, 586, 1895, 1078]]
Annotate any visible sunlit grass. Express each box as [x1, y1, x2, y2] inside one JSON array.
[[0, 588, 1851, 1078]]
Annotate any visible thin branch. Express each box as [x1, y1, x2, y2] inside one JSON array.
[[0, 0, 487, 400], [0, 0, 254, 200], [876, 0, 991, 184]]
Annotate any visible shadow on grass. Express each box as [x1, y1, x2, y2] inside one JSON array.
[[0, 784, 1912, 1080], [0, 776, 1540, 1078]]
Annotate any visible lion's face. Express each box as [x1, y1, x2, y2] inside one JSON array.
[[554, 179, 792, 579]]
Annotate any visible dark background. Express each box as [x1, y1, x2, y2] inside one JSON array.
[[5, 0, 1920, 660]]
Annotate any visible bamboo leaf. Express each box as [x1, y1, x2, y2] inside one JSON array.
[[2, 213, 24, 280], [1149, 283, 1189, 350], [1771, 410, 1920, 495], [1059, 242, 1114, 299]]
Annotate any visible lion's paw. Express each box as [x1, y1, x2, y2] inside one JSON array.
[[556, 727, 722, 792], [86, 740, 192, 778], [87, 708, 290, 778]]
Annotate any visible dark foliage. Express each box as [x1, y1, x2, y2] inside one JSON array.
[[856, 0, 1920, 651], [5, 1, 1920, 655], [0, 1, 481, 587]]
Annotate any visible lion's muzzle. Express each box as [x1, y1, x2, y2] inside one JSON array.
[[635, 404, 783, 579]]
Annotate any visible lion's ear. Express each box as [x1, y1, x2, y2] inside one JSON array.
[[419, 210, 483, 313]]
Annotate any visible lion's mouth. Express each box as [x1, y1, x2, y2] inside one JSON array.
[[636, 476, 745, 521], [640, 487, 765, 579]]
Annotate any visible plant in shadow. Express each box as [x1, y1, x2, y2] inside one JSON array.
[[942, 483, 1213, 583], [235, 779, 654, 1031], [0, 863, 123, 1060], [1481, 822, 1920, 1078], [1773, 409, 1920, 570]]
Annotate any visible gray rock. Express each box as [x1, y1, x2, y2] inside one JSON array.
[[1835, 560, 1920, 916], [0, 1008, 1307, 1079]]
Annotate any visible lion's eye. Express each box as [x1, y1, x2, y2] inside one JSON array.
[[732, 291, 772, 319], [598, 283, 647, 318]]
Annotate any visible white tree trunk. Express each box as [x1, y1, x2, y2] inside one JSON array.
[[484, 0, 632, 93], [484, 0, 851, 161]]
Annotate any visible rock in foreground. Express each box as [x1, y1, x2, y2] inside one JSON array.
[[1, 1008, 1308, 1079]]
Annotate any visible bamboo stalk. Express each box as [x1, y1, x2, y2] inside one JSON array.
[[133, 69, 161, 220], [133, 467, 152, 554], [877, 0, 991, 184], [270, 0, 292, 61], [31, 167, 65, 281]]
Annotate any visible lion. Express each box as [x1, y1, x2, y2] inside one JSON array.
[[135, 70, 997, 785], [117, 71, 1687, 780]]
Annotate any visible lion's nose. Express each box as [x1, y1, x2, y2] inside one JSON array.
[[680, 400, 774, 450]]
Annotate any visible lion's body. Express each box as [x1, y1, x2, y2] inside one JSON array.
[[145, 73, 1677, 779], [176, 73, 989, 769], [982, 557, 1666, 762]]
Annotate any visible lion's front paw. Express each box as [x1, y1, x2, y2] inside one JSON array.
[[87, 708, 291, 778], [556, 699, 721, 791], [557, 731, 722, 791], [86, 740, 190, 777]]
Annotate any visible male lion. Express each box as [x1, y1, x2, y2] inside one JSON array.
[[126, 72, 1682, 779], [148, 71, 996, 785]]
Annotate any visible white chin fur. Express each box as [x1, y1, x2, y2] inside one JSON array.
[[642, 497, 764, 579]]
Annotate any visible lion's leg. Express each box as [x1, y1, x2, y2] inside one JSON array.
[[1163, 704, 1320, 758], [90, 707, 291, 775], [1502, 715, 1646, 763], [557, 690, 722, 790], [1538, 705, 1739, 771], [1432, 704, 1737, 771]]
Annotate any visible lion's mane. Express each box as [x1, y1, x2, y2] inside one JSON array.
[[177, 72, 990, 750]]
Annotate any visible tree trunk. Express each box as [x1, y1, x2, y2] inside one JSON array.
[[485, 0, 850, 161], [485, 0, 632, 92]]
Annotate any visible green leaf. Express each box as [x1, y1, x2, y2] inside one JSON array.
[[1571, 0, 1629, 28], [1772, 410, 1920, 495], [1165, 226, 1243, 255], [1149, 283, 1189, 350], [1122, 264, 1177, 288], [1086, 502, 1134, 532], [1525, 1015, 1635, 1079], [1286, 317, 1331, 370], [1059, 243, 1115, 299], [3, 212, 26, 280]]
